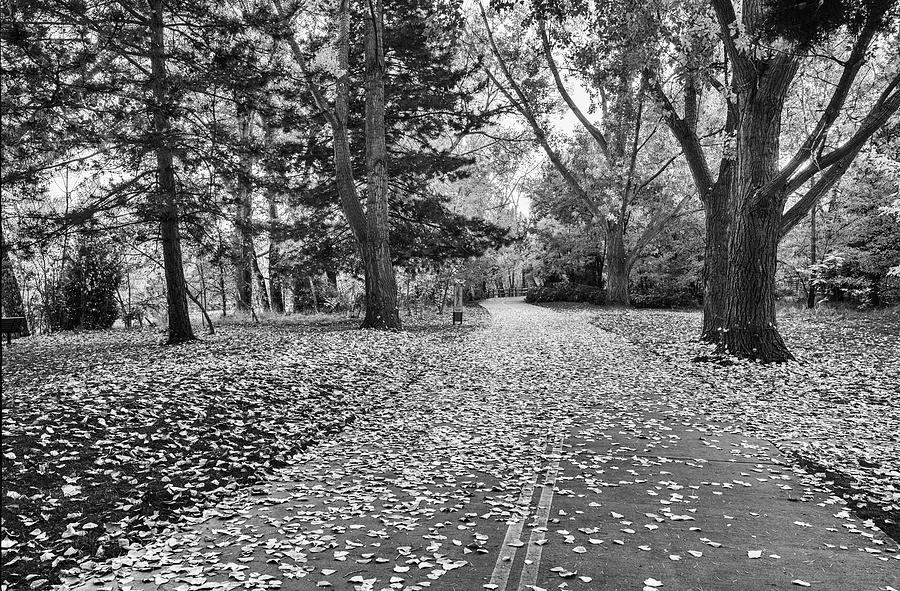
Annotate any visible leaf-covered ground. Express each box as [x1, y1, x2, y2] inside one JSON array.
[[579, 304, 900, 539], [56, 299, 898, 591], [1, 310, 489, 590], [4, 301, 898, 591]]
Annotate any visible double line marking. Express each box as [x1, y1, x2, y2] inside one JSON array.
[[488, 430, 566, 591]]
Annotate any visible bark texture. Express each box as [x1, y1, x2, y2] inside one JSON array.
[[605, 220, 630, 305], [717, 52, 799, 362], [361, 0, 401, 329], [233, 101, 254, 312], [276, 0, 401, 330], [149, 0, 194, 344], [701, 186, 729, 341], [268, 192, 285, 314]]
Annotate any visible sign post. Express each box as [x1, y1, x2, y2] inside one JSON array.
[[452, 283, 464, 325]]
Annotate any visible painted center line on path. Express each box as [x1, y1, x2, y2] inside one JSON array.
[[516, 433, 565, 591], [486, 429, 556, 591]]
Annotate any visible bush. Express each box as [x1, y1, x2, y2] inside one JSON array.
[[809, 253, 900, 308], [525, 283, 605, 305], [631, 290, 701, 309], [44, 236, 122, 330], [631, 288, 702, 309]]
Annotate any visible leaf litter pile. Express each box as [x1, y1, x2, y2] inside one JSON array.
[[4, 301, 899, 591], [1, 311, 489, 590]]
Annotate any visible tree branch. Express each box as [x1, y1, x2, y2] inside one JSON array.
[[707, 0, 753, 89], [537, 17, 611, 162], [626, 192, 694, 269], [784, 71, 900, 194], [477, 5, 602, 219], [763, 23, 880, 196], [646, 73, 714, 199], [779, 144, 862, 239]]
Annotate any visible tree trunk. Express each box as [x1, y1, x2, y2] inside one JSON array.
[[233, 102, 254, 313], [605, 220, 629, 305], [292, 273, 303, 313], [439, 280, 449, 314], [218, 263, 227, 317], [701, 187, 729, 341], [718, 66, 797, 362], [308, 276, 319, 314], [719, 201, 792, 361], [198, 262, 208, 317], [1, 232, 27, 322], [807, 206, 817, 309], [326, 269, 338, 289], [405, 274, 412, 317], [361, 0, 401, 329], [251, 251, 270, 311], [267, 192, 285, 314], [270, 269, 284, 313], [149, 0, 194, 344]]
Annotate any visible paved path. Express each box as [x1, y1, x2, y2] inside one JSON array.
[[76, 299, 898, 591]]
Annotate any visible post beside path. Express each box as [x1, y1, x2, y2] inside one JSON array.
[[452, 283, 463, 325]]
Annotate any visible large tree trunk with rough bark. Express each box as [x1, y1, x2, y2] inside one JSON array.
[[701, 187, 729, 341], [361, 0, 401, 329], [718, 59, 798, 362], [233, 102, 254, 312], [149, 0, 194, 344], [604, 220, 629, 305], [720, 198, 792, 361]]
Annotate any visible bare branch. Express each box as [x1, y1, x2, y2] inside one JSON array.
[[764, 24, 880, 195], [626, 192, 694, 269], [476, 4, 602, 219], [785, 70, 900, 194], [646, 73, 714, 199], [537, 17, 611, 162]]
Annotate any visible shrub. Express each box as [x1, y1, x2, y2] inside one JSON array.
[[809, 253, 899, 308], [45, 236, 122, 330], [525, 283, 605, 305], [631, 291, 700, 309]]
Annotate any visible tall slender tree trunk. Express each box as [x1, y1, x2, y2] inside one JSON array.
[[198, 262, 208, 320], [605, 220, 629, 305], [361, 0, 401, 329], [807, 206, 817, 309], [148, 0, 193, 344], [292, 273, 303, 313], [233, 102, 254, 312], [308, 276, 319, 314], [268, 192, 285, 313], [218, 263, 227, 317], [251, 251, 270, 311]]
